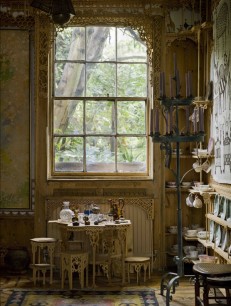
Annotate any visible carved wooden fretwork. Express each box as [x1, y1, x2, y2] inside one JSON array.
[[46, 197, 154, 221], [152, 15, 163, 107]]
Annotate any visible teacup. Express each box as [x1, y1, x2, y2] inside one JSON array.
[[202, 160, 211, 173], [193, 161, 202, 172], [193, 196, 203, 208], [186, 193, 194, 207]]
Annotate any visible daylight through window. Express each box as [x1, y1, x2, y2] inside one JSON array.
[[50, 26, 151, 179]]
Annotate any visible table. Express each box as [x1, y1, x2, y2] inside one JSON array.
[[49, 220, 131, 288], [193, 263, 231, 306]]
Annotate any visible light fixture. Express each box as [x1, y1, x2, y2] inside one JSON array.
[[30, 0, 76, 27]]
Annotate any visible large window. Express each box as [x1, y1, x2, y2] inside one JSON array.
[[49, 26, 151, 179]]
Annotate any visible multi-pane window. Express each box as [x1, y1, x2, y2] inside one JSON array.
[[50, 26, 151, 179]]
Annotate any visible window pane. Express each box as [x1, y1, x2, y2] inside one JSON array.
[[86, 26, 115, 61], [86, 101, 114, 134], [54, 137, 83, 171], [117, 137, 147, 172], [56, 27, 85, 61], [117, 28, 147, 62], [86, 137, 115, 172], [117, 63, 147, 97], [55, 63, 85, 97], [86, 63, 116, 97], [54, 100, 83, 134], [117, 101, 145, 134]]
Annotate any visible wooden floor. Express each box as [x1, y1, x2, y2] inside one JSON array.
[[0, 267, 197, 306]]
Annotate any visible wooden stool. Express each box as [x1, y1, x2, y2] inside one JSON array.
[[30, 237, 57, 285], [193, 263, 231, 306], [125, 256, 151, 285], [61, 251, 88, 289]]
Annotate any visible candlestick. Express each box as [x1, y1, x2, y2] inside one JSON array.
[[176, 69, 180, 97], [155, 108, 159, 133], [166, 111, 169, 134], [185, 73, 188, 97], [169, 75, 172, 98], [194, 108, 197, 133], [160, 72, 163, 97], [199, 107, 204, 132], [150, 109, 153, 134], [186, 106, 189, 133], [170, 106, 173, 132], [173, 53, 177, 78], [162, 72, 165, 97], [188, 71, 192, 96]]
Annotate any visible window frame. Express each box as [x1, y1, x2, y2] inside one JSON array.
[[47, 25, 153, 181]]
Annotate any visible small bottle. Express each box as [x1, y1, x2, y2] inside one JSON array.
[[60, 201, 74, 223]]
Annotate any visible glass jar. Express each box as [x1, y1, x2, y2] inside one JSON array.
[[60, 201, 74, 223]]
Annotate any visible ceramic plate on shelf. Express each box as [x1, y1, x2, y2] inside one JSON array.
[[213, 194, 220, 216], [207, 137, 214, 155], [209, 221, 214, 242], [220, 228, 229, 251], [219, 196, 226, 220], [214, 224, 221, 247], [226, 198, 231, 220]]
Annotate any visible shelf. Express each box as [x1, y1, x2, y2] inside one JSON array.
[[165, 188, 190, 193], [214, 248, 231, 264], [183, 235, 198, 241], [206, 213, 231, 228], [188, 189, 217, 196], [197, 238, 214, 248], [192, 154, 214, 159], [172, 154, 194, 158]]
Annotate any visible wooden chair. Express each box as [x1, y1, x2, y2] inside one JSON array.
[[193, 263, 231, 306], [30, 237, 57, 285]]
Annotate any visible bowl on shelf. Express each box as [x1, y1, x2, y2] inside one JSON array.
[[197, 231, 209, 239], [183, 245, 196, 255], [197, 149, 208, 155], [168, 226, 178, 234], [186, 229, 198, 237], [198, 255, 218, 263], [181, 182, 192, 187]]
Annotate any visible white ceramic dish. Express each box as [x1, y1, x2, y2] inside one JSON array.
[[209, 221, 214, 242]]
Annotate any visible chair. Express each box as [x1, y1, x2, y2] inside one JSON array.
[[125, 256, 151, 285], [193, 263, 231, 306], [30, 237, 57, 285], [61, 251, 88, 289]]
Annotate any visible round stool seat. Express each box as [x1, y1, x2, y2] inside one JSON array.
[[30, 238, 57, 243], [125, 256, 150, 263]]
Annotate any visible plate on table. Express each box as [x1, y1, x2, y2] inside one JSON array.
[[213, 194, 220, 216], [214, 224, 221, 247], [209, 221, 214, 242]]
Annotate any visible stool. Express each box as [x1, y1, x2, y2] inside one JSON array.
[[193, 263, 231, 306], [125, 256, 151, 285], [30, 237, 57, 285], [61, 251, 88, 289]]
